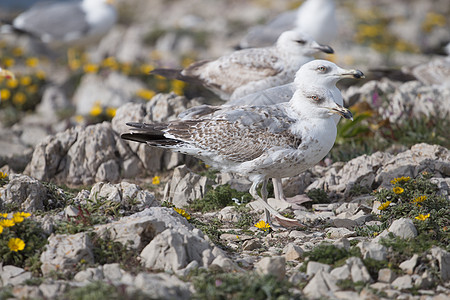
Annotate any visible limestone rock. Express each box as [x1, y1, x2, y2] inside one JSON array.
[[283, 243, 304, 261], [378, 268, 397, 283], [0, 265, 32, 286], [392, 274, 413, 290], [40, 232, 94, 276], [388, 218, 418, 239], [431, 247, 450, 281], [307, 261, 331, 277], [303, 270, 339, 299], [255, 256, 286, 280], [346, 257, 372, 283], [326, 227, 356, 239], [399, 254, 419, 275], [133, 272, 192, 300], [357, 241, 388, 261], [0, 174, 47, 211]]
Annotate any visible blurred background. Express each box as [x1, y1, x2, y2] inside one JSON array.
[[0, 0, 449, 170]]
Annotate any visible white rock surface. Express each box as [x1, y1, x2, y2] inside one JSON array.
[[388, 218, 418, 239], [255, 256, 286, 280]]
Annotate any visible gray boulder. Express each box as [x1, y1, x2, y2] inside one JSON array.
[[0, 174, 47, 211]]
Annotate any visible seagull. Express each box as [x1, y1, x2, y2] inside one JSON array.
[[2, 0, 117, 48], [151, 30, 333, 101], [238, 0, 337, 49], [181, 60, 365, 203], [121, 61, 353, 227], [0, 67, 15, 79]]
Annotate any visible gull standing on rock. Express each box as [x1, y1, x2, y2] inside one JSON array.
[[239, 0, 337, 49], [121, 61, 353, 228], [181, 60, 365, 203], [151, 30, 333, 101]]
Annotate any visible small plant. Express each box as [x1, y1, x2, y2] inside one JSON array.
[[189, 184, 252, 213], [303, 244, 361, 266], [0, 212, 47, 273], [190, 218, 223, 247], [64, 281, 149, 300], [306, 188, 330, 204]]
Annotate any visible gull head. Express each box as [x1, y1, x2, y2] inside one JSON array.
[[276, 31, 334, 56], [295, 60, 364, 87], [292, 86, 353, 120]]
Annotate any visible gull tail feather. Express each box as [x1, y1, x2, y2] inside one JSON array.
[[121, 122, 182, 146]]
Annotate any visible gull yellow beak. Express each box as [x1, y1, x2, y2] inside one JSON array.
[[328, 103, 353, 120], [0, 68, 15, 80], [339, 68, 365, 79]]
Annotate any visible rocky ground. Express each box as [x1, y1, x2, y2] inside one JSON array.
[[0, 0, 449, 299]]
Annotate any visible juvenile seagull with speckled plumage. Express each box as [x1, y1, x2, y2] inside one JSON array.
[[121, 61, 353, 227], [151, 30, 333, 101]]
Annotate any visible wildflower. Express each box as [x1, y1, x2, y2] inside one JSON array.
[[20, 76, 32, 86], [152, 176, 160, 185], [0, 213, 8, 218], [74, 115, 84, 123], [12, 47, 24, 57], [89, 102, 103, 117], [26, 57, 39, 68], [0, 171, 7, 179], [8, 238, 25, 252], [415, 213, 430, 221], [378, 201, 391, 210], [422, 12, 446, 32], [173, 207, 191, 220], [156, 80, 168, 91], [412, 196, 427, 205], [171, 80, 186, 96], [181, 57, 195, 68], [390, 176, 411, 185], [393, 187, 404, 194], [0, 89, 11, 101], [0, 219, 15, 227], [36, 70, 46, 80], [12, 212, 25, 224], [106, 107, 116, 118], [102, 57, 118, 70], [140, 64, 154, 74], [17, 212, 31, 218], [26, 85, 39, 94], [4, 58, 15, 67], [254, 220, 271, 231], [121, 63, 131, 75], [83, 63, 99, 73], [0, 225, 3, 234], [69, 59, 81, 70], [7, 79, 18, 89], [136, 89, 156, 100], [13, 92, 27, 105]]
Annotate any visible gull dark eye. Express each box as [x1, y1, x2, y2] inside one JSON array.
[[311, 95, 320, 101], [296, 40, 306, 45], [317, 66, 327, 72]]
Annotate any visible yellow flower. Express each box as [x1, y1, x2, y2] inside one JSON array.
[[136, 89, 156, 100], [8, 238, 25, 252], [26, 57, 39, 68], [378, 201, 391, 210], [181, 57, 195, 68], [4, 58, 15, 68], [106, 107, 116, 118], [390, 177, 411, 185], [254, 220, 271, 231], [90, 103, 103, 117], [0, 219, 15, 227], [13, 92, 27, 105], [0, 225, 3, 234], [156, 80, 168, 91], [173, 207, 191, 220], [17, 212, 31, 218], [121, 63, 131, 75], [0, 89, 11, 101], [0, 213, 8, 218], [102, 57, 118, 70], [12, 212, 24, 224], [140, 64, 154, 74], [36, 70, 46, 80], [69, 59, 81, 70], [171, 80, 186, 96], [83, 63, 99, 73], [415, 213, 430, 221], [20, 76, 32, 86], [422, 12, 446, 32], [12, 47, 24, 57], [0, 171, 7, 179], [74, 115, 84, 123], [412, 196, 427, 205], [27, 85, 39, 94], [7, 79, 18, 89], [152, 176, 160, 185], [393, 187, 404, 194]]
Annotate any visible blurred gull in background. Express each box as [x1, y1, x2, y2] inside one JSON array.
[[239, 0, 337, 49]]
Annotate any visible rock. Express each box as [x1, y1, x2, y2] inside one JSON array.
[[306, 261, 331, 277], [217, 206, 240, 222], [283, 243, 304, 261], [330, 265, 351, 281], [332, 218, 357, 230], [11, 286, 42, 299], [431, 247, 450, 281], [255, 256, 286, 281], [333, 291, 360, 300], [0, 265, 32, 286], [103, 263, 124, 282], [335, 203, 360, 215], [36, 85, 71, 123], [333, 238, 350, 250], [39, 283, 65, 299], [303, 270, 339, 299], [25, 122, 136, 185], [40, 232, 94, 276], [388, 218, 418, 239], [391, 275, 413, 290], [0, 128, 33, 172], [357, 241, 388, 261], [346, 257, 372, 283], [0, 174, 47, 211], [220, 233, 252, 242], [378, 268, 397, 283], [242, 239, 262, 251], [133, 272, 192, 300], [73, 266, 104, 282], [326, 227, 356, 239], [399, 254, 419, 275], [164, 165, 213, 207], [210, 255, 240, 272]]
